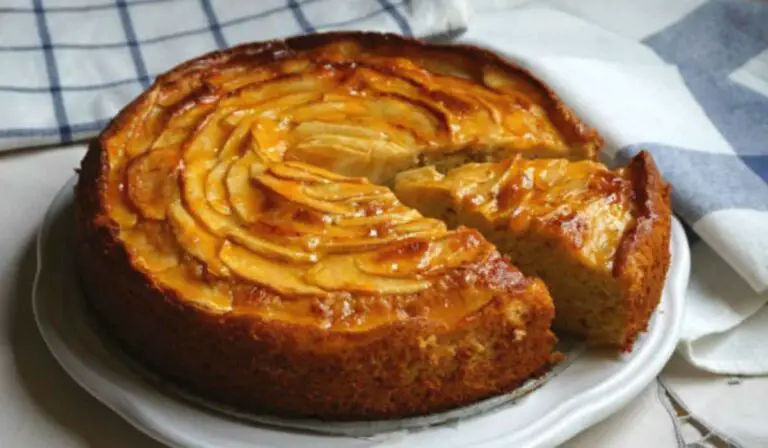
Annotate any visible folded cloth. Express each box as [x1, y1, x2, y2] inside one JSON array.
[[0, 0, 469, 150], [464, 0, 768, 375], [4, 0, 767, 375]]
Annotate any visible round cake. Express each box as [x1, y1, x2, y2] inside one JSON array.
[[74, 32, 664, 420]]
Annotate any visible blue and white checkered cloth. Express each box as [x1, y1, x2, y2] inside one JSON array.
[[2, 0, 767, 374]]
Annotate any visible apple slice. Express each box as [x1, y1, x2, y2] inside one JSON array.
[[321, 221, 441, 254], [223, 92, 320, 127], [289, 100, 365, 123], [363, 97, 441, 142], [219, 241, 327, 296], [306, 254, 431, 295], [301, 180, 390, 203], [216, 68, 276, 92], [227, 227, 317, 264], [252, 172, 352, 216], [120, 221, 180, 273], [152, 103, 215, 149], [159, 265, 232, 313], [293, 121, 385, 140], [268, 161, 365, 185], [225, 151, 265, 223], [218, 115, 257, 161], [280, 59, 312, 75], [206, 157, 234, 215], [125, 146, 180, 220], [356, 230, 490, 278], [184, 107, 236, 161], [167, 200, 230, 277], [335, 209, 421, 228], [182, 159, 239, 235], [225, 74, 336, 106], [125, 98, 165, 158]]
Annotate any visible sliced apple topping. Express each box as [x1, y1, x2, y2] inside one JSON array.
[[335, 209, 421, 228], [167, 200, 230, 277], [227, 227, 317, 264], [220, 241, 327, 296], [363, 96, 441, 142], [227, 73, 337, 106], [268, 160, 361, 184], [125, 98, 165, 158], [305, 254, 431, 295], [226, 151, 266, 223], [224, 92, 321, 126], [288, 100, 367, 122], [152, 103, 215, 149], [181, 160, 238, 235], [120, 221, 180, 273], [252, 170, 355, 216], [251, 118, 288, 162], [355, 230, 487, 278], [185, 108, 235, 159], [216, 68, 278, 92], [158, 265, 232, 312], [125, 146, 180, 220], [292, 121, 386, 141], [205, 157, 234, 215], [354, 239, 437, 278], [102, 37, 587, 316], [300, 181, 389, 203], [218, 115, 257, 161], [322, 218, 444, 254]]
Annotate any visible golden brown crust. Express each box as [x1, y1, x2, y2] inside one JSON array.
[[613, 151, 672, 350]]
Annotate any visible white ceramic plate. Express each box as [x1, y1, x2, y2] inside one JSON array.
[[33, 178, 690, 448]]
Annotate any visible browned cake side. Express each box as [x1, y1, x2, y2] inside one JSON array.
[[395, 152, 672, 349], [612, 153, 672, 349], [71, 32, 604, 420]]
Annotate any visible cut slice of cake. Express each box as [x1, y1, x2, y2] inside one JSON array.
[[394, 151, 671, 349]]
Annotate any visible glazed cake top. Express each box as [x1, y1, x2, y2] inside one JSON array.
[[94, 32, 596, 329]]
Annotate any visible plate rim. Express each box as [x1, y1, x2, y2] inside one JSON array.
[[33, 177, 691, 448]]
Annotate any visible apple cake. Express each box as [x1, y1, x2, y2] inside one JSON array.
[[74, 31, 669, 420], [395, 152, 672, 349]]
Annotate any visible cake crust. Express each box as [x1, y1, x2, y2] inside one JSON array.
[[612, 152, 672, 349]]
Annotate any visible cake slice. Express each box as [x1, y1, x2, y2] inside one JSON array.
[[394, 151, 671, 349]]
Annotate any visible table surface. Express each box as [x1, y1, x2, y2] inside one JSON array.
[[0, 142, 750, 448]]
